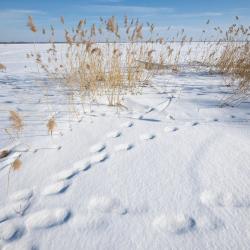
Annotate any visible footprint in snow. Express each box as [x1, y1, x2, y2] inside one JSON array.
[[200, 190, 236, 207], [2, 240, 38, 250], [25, 208, 70, 230], [114, 143, 133, 152], [90, 152, 109, 165], [0, 200, 30, 223], [140, 134, 155, 140], [52, 168, 78, 182], [164, 127, 179, 133], [106, 131, 121, 138], [196, 215, 224, 231], [89, 143, 106, 153], [71, 214, 109, 232], [73, 159, 91, 172], [41, 180, 71, 196], [0, 221, 25, 243], [192, 122, 199, 126], [132, 114, 143, 120], [88, 196, 127, 215], [152, 213, 195, 234], [120, 121, 133, 128], [9, 189, 33, 202]]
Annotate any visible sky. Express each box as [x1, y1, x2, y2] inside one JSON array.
[[0, 0, 249, 42]]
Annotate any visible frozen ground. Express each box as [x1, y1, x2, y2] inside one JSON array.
[[0, 44, 250, 250]]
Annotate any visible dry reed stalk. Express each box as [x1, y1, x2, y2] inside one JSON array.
[[47, 117, 56, 136], [0, 63, 6, 71], [9, 111, 23, 136], [27, 15, 250, 108], [27, 16, 37, 32], [7, 158, 22, 195]]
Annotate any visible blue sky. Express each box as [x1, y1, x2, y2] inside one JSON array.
[[0, 0, 249, 42]]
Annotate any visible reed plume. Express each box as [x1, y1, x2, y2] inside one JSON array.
[[0, 63, 6, 71], [47, 117, 56, 136], [9, 111, 23, 136], [27, 16, 37, 32]]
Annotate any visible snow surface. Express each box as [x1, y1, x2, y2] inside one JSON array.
[[0, 44, 250, 249]]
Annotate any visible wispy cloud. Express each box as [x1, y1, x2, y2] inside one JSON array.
[[169, 12, 223, 18], [0, 9, 46, 20], [82, 4, 174, 16]]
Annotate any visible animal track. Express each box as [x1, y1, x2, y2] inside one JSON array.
[[114, 143, 133, 152], [0, 200, 30, 223], [200, 190, 236, 207], [192, 122, 199, 126], [0, 221, 24, 242], [120, 121, 133, 128], [88, 196, 126, 215], [139, 134, 155, 140], [89, 143, 106, 153], [71, 214, 109, 231], [9, 189, 33, 202], [152, 214, 195, 234], [41, 180, 71, 196], [196, 215, 224, 230], [90, 152, 109, 165], [52, 169, 78, 182], [164, 127, 179, 133], [106, 131, 121, 138], [25, 208, 70, 230], [73, 159, 91, 171]]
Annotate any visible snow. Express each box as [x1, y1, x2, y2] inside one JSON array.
[[0, 44, 250, 249]]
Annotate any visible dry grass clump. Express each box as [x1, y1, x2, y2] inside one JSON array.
[[9, 111, 24, 137], [207, 17, 250, 104], [217, 43, 250, 97], [0, 149, 9, 159], [0, 63, 6, 71], [27, 16, 170, 108], [47, 116, 56, 136], [7, 158, 22, 195], [27, 15, 250, 107], [11, 158, 22, 171]]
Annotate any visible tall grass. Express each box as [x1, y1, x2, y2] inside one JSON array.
[[27, 15, 250, 109]]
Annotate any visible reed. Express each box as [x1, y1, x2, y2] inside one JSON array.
[[0, 63, 6, 71], [27, 15, 250, 108]]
